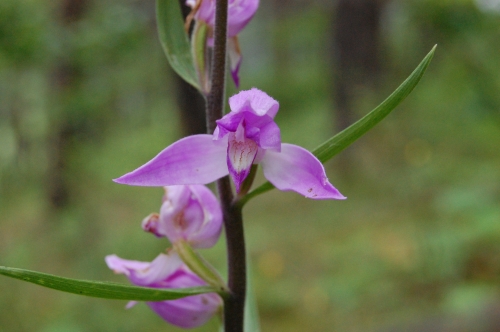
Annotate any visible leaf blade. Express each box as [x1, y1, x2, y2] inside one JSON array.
[[156, 0, 199, 89], [313, 45, 437, 163], [244, 256, 261, 332], [0, 266, 219, 301]]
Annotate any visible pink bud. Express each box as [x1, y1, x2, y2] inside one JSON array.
[[143, 185, 222, 249]]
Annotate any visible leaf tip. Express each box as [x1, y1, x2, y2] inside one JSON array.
[[431, 44, 437, 54]]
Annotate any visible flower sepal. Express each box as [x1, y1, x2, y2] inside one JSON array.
[[173, 240, 229, 294]]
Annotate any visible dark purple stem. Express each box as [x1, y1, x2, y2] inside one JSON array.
[[205, 0, 246, 331], [206, 0, 227, 133], [217, 177, 246, 332]]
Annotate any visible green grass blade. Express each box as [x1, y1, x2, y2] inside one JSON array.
[[217, 255, 261, 332], [0, 266, 219, 301], [313, 45, 436, 162], [244, 256, 261, 332], [156, 0, 199, 89], [240, 45, 436, 206]]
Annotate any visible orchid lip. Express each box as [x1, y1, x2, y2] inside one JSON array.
[[227, 135, 259, 192]]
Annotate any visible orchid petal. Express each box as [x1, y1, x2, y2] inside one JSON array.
[[158, 186, 196, 241], [189, 0, 259, 37], [105, 253, 183, 286], [114, 135, 228, 186], [258, 121, 281, 151], [261, 144, 346, 200], [227, 0, 260, 37], [193, 0, 215, 26], [214, 112, 243, 139], [106, 252, 222, 329], [228, 87, 279, 118], [147, 268, 221, 328], [187, 185, 223, 248], [105, 255, 149, 278], [148, 294, 220, 329], [216, 109, 274, 136]]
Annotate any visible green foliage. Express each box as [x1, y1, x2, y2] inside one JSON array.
[[0, 0, 49, 65], [0, 266, 219, 301], [244, 261, 261, 332], [1, 0, 500, 331], [312, 46, 435, 163], [156, 0, 199, 89]]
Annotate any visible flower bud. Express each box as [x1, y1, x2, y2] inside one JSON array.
[[142, 185, 222, 249]]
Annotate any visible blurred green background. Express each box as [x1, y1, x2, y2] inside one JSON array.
[[1, 0, 500, 331]]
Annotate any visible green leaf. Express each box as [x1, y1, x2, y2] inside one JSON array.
[[217, 254, 261, 332], [0, 266, 219, 301], [313, 45, 436, 163], [239, 45, 437, 206], [156, 0, 199, 89], [192, 21, 210, 94], [244, 256, 261, 332]]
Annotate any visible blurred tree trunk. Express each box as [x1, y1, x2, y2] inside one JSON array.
[[48, 0, 89, 209], [333, 0, 384, 132], [175, 0, 207, 135], [175, 76, 207, 135]]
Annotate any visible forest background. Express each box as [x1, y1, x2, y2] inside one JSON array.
[[1, 0, 500, 331]]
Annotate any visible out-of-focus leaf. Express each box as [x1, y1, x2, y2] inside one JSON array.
[[240, 45, 437, 206], [156, 0, 199, 89], [0, 266, 219, 301], [192, 21, 210, 94], [217, 256, 261, 332], [244, 258, 261, 332]]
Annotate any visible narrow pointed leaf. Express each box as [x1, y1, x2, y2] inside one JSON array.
[[156, 0, 199, 89], [240, 45, 436, 206], [313, 45, 436, 162], [0, 266, 220, 301]]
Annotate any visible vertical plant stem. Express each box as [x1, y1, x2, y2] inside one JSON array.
[[206, 0, 228, 132], [218, 178, 246, 332], [205, 0, 246, 331]]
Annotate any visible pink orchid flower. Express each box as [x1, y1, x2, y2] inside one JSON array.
[[186, 0, 259, 86], [142, 185, 222, 248], [115, 88, 345, 200], [105, 252, 222, 329]]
